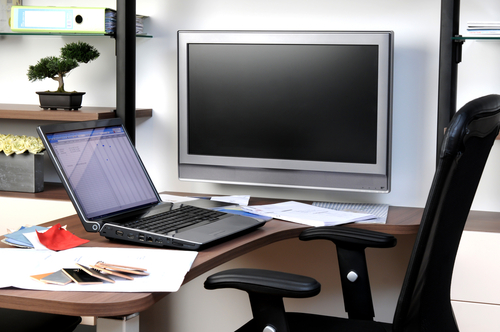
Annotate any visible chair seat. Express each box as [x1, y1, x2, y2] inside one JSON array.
[[236, 313, 392, 332]]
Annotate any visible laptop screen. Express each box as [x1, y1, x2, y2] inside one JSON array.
[[46, 125, 159, 219]]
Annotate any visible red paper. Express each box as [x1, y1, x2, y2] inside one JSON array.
[[37, 223, 89, 251]]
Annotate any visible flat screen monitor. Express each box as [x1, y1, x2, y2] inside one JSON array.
[[178, 30, 393, 193]]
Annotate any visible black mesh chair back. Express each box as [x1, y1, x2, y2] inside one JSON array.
[[204, 94, 500, 332], [393, 94, 500, 331]]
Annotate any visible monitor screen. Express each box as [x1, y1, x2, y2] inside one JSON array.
[[178, 31, 393, 192]]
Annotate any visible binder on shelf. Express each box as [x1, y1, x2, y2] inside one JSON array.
[[9, 6, 115, 34]]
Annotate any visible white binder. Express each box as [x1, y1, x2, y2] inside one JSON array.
[[9, 6, 113, 34]]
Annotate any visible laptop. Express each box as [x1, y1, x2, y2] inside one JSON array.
[[37, 118, 266, 250]]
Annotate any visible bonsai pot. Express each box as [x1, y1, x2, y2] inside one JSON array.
[[36, 91, 86, 110]]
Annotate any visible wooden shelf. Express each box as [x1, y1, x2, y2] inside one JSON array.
[[0, 104, 152, 122], [0, 32, 152, 38], [453, 35, 500, 41]]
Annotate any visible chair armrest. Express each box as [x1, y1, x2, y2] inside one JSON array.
[[204, 268, 321, 298], [299, 226, 397, 320], [300, 226, 397, 249]]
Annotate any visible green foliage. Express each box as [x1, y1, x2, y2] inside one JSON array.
[[26, 41, 100, 93], [27, 56, 78, 81], [60, 41, 100, 64]]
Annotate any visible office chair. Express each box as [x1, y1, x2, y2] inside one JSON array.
[[0, 308, 82, 332], [204, 94, 500, 332]]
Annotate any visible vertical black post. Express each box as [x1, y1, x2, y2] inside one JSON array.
[[437, 0, 461, 161], [116, 0, 136, 144]]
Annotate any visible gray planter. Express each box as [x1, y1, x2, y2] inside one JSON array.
[[0, 152, 44, 192], [36, 91, 85, 110]]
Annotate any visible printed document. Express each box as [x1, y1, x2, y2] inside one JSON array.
[[0, 247, 197, 292], [243, 201, 376, 227]]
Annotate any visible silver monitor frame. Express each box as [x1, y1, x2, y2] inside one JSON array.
[[178, 30, 393, 193]]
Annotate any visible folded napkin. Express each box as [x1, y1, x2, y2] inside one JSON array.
[[37, 223, 89, 251]]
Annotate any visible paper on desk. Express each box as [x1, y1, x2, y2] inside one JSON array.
[[0, 247, 198, 292], [23, 231, 49, 250], [211, 195, 250, 206], [242, 201, 376, 227], [160, 193, 198, 203], [313, 202, 389, 224]]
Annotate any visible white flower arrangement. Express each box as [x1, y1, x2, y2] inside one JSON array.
[[0, 134, 45, 156]]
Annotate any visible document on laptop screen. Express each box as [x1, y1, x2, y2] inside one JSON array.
[[47, 126, 158, 219]]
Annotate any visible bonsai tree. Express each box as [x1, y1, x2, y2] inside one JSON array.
[[27, 41, 100, 93]]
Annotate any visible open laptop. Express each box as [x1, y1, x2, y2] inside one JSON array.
[[37, 118, 266, 250]]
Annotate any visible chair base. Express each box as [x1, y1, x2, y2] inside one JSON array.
[[236, 312, 392, 332]]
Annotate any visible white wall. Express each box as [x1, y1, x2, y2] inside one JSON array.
[[136, 0, 442, 209], [1, 1, 499, 331], [456, 0, 500, 211]]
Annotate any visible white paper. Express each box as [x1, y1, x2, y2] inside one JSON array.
[[0, 247, 198, 292], [210, 195, 250, 206], [159, 193, 198, 203], [243, 201, 376, 227], [22, 231, 49, 250]]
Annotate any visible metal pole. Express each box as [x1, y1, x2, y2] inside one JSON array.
[[436, 0, 461, 161], [116, 0, 136, 144]]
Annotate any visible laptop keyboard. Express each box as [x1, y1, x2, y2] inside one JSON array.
[[122, 205, 226, 234]]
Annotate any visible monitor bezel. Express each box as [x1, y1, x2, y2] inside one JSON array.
[[178, 30, 393, 193]]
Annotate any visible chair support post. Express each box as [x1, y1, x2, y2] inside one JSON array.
[[336, 246, 375, 320], [248, 293, 290, 332]]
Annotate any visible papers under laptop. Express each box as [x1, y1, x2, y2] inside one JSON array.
[[37, 118, 265, 251]]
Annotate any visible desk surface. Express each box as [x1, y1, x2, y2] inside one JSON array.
[[0, 194, 498, 317]]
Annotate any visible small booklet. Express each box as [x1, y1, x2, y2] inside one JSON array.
[[41, 270, 73, 285], [94, 261, 149, 276], [75, 263, 115, 283], [62, 268, 104, 285], [89, 264, 134, 280]]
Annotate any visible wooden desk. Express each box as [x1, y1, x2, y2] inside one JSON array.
[[0, 194, 497, 320]]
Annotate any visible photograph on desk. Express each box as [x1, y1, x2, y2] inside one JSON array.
[[37, 118, 266, 251]]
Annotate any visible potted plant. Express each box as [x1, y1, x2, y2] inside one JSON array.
[[27, 41, 100, 110], [0, 134, 46, 192]]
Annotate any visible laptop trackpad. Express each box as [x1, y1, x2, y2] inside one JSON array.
[[173, 215, 264, 243]]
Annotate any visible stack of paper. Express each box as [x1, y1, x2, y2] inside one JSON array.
[[313, 201, 389, 224], [105, 9, 117, 33], [242, 201, 376, 227], [104, 10, 147, 34]]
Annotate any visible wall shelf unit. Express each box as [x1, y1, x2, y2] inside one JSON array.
[[0, 0, 143, 143], [0, 1, 148, 200], [437, 0, 499, 159], [0, 32, 152, 38]]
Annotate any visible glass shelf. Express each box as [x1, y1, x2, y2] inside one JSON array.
[[0, 32, 152, 38], [453, 35, 500, 41]]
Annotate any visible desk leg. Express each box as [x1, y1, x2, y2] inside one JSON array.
[[97, 313, 139, 332]]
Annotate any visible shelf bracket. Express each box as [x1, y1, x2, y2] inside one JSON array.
[[453, 35, 465, 64]]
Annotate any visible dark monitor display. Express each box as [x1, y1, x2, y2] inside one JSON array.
[[178, 31, 393, 192]]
